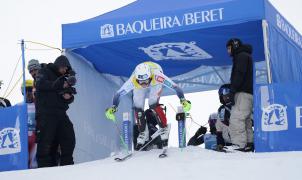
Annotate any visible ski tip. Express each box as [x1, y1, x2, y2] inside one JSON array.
[[114, 158, 123, 162], [159, 153, 168, 158], [114, 153, 132, 162]]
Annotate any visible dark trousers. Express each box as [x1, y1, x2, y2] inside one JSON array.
[[36, 114, 60, 166], [36, 112, 75, 167]]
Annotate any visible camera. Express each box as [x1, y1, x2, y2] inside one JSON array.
[[60, 69, 77, 95]]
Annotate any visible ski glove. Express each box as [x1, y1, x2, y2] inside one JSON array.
[[195, 126, 207, 137], [105, 106, 117, 122], [180, 99, 191, 113]]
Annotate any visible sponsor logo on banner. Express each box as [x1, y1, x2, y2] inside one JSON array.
[[0, 128, 21, 155], [100, 8, 224, 38], [139, 42, 212, 61], [262, 104, 288, 132], [122, 112, 131, 150], [100, 24, 115, 38], [276, 14, 302, 49]]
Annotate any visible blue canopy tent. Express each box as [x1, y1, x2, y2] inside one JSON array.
[[62, 0, 302, 162]]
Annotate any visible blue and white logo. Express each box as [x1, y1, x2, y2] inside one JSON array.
[[218, 108, 225, 121], [0, 128, 21, 155], [139, 41, 213, 61], [262, 104, 288, 132], [100, 24, 115, 39]]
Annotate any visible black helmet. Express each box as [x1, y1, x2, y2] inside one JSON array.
[[218, 84, 231, 105], [226, 38, 242, 53]]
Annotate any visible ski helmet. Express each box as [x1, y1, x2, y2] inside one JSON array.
[[21, 79, 34, 95], [218, 84, 231, 105], [134, 63, 152, 86], [22, 79, 33, 88]]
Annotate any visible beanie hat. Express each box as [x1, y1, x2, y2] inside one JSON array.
[[27, 59, 41, 72]]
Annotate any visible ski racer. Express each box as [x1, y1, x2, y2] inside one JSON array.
[[105, 61, 191, 150]]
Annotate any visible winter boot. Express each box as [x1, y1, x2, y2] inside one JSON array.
[[135, 124, 149, 150], [159, 124, 171, 148], [244, 142, 255, 152]]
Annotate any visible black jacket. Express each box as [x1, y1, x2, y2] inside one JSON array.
[[35, 63, 74, 114], [230, 44, 253, 94]]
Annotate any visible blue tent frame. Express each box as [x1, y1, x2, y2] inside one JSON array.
[[62, 0, 302, 161]]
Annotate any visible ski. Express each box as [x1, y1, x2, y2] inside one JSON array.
[[158, 148, 167, 158], [114, 153, 132, 162], [138, 123, 171, 151], [114, 126, 165, 162], [213, 149, 232, 153], [114, 124, 171, 162]]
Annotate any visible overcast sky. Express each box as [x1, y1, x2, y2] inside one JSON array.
[[0, 0, 301, 145]]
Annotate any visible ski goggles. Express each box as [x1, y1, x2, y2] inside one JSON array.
[[137, 74, 149, 80], [137, 78, 151, 85], [219, 88, 230, 96]]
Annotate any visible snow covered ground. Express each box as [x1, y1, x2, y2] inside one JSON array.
[[1, 147, 302, 180]]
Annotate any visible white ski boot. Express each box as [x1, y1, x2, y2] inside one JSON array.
[[136, 124, 149, 150], [159, 124, 171, 148]]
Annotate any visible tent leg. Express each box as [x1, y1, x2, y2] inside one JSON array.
[[20, 39, 27, 103], [212, 67, 226, 84], [262, 20, 272, 84]]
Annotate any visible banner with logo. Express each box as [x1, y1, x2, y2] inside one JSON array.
[[62, 0, 265, 49], [264, 1, 302, 83], [254, 83, 302, 152], [0, 104, 28, 171]]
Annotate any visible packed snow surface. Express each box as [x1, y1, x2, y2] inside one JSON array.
[[1, 147, 302, 180]]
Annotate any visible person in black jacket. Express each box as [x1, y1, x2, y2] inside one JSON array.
[[35, 55, 76, 167], [27, 59, 61, 166], [225, 38, 254, 151]]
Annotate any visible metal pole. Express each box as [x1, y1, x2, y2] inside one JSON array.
[[262, 20, 272, 84], [212, 67, 226, 84], [21, 39, 27, 103]]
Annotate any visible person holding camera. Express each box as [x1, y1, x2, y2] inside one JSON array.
[[35, 55, 76, 167], [27, 59, 62, 166]]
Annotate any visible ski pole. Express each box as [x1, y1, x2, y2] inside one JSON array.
[[168, 102, 187, 150], [113, 121, 129, 152]]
